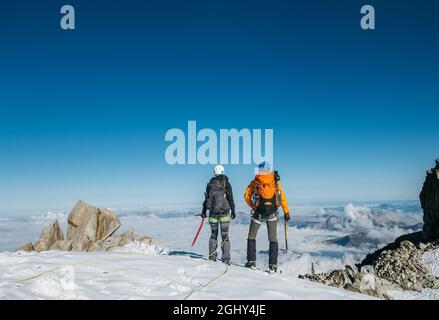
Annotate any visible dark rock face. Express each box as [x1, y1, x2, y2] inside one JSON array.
[[301, 158, 439, 299], [420, 159, 439, 242]]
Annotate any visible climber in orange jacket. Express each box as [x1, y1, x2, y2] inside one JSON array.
[[244, 161, 290, 273]]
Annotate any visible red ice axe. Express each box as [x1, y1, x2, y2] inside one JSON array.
[[191, 214, 205, 247]]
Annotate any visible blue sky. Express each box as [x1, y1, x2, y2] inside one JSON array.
[[0, 0, 438, 211]]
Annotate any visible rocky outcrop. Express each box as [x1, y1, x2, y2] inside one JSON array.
[[65, 201, 123, 251], [372, 241, 439, 291], [301, 158, 439, 299], [96, 208, 121, 241], [66, 201, 100, 245], [17, 200, 155, 253], [83, 228, 153, 252], [17, 242, 34, 252], [300, 265, 393, 299], [50, 240, 73, 251], [301, 238, 439, 299], [67, 201, 121, 248], [357, 239, 439, 292], [33, 220, 64, 252]]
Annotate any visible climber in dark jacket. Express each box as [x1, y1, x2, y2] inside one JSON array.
[[201, 165, 235, 264]]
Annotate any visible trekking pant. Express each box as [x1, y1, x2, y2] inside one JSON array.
[[209, 214, 231, 262], [247, 213, 278, 266]]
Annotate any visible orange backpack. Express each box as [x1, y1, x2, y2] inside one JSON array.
[[252, 172, 280, 216]]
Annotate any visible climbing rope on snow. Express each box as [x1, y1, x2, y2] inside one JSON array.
[[5, 241, 235, 299], [16, 255, 127, 283], [12, 249, 209, 284], [183, 263, 230, 300], [6, 250, 196, 284], [14, 250, 169, 283]]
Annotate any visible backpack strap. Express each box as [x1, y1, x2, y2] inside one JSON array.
[[215, 176, 226, 192], [221, 177, 227, 191], [273, 171, 281, 207], [251, 180, 259, 208]]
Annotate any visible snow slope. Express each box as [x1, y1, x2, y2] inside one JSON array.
[[0, 201, 428, 300], [0, 247, 373, 300]]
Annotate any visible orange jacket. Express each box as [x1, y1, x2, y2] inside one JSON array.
[[244, 172, 290, 215]]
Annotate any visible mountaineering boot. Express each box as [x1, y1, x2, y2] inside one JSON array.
[[245, 261, 256, 270], [247, 239, 256, 264], [209, 252, 218, 262], [269, 241, 278, 266], [222, 259, 231, 265], [269, 264, 278, 273]]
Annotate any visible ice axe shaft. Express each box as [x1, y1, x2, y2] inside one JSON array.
[[284, 220, 288, 252], [191, 216, 205, 247]]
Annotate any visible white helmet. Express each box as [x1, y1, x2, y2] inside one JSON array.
[[214, 164, 225, 175]]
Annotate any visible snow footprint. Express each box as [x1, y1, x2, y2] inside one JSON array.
[[151, 276, 190, 295], [31, 276, 78, 299], [196, 264, 211, 271], [176, 268, 192, 283], [131, 285, 152, 297]]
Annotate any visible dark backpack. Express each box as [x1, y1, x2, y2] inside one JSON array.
[[205, 178, 230, 214]]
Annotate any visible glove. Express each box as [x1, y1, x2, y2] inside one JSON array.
[[231, 211, 236, 220], [284, 213, 290, 221], [200, 212, 207, 219]]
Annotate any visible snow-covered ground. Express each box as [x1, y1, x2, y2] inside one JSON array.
[[0, 200, 434, 300], [0, 246, 372, 300]]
